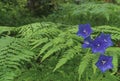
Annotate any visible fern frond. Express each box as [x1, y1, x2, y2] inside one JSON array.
[[41, 44, 67, 62], [19, 22, 62, 38], [78, 53, 94, 81], [93, 26, 120, 40], [53, 45, 81, 71], [30, 38, 48, 50], [0, 37, 34, 81], [106, 47, 120, 73], [0, 26, 17, 36], [48, 3, 120, 25], [40, 31, 82, 62], [32, 27, 62, 39], [106, 47, 120, 56], [39, 42, 53, 55], [112, 54, 118, 74], [92, 55, 99, 74]]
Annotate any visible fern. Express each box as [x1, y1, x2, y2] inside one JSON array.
[[20, 22, 83, 78], [40, 32, 82, 62], [68, 25, 120, 41], [0, 26, 17, 36], [19, 22, 62, 38], [0, 21, 119, 81], [106, 47, 120, 74], [18, 22, 120, 81], [78, 53, 95, 81], [48, 2, 120, 26], [93, 26, 120, 40], [41, 44, 66, 62], [92, 55, 99, 74], [39, 42, 53, 55], [0, 36, 34, 81], [30, 38, 48, 50], [53, 45, 81, 71]]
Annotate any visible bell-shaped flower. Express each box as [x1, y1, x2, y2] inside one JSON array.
[[91, 36, 106, 54], [95, 55, 113, 72], [77, 24, 92, 39], [97, 33, 113, 48], [91, 33, 113, 54], [82, 36, 93, 48]]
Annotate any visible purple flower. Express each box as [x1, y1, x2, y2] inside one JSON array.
[[97, 33, 113, 48], [91, 33, 113, 54], [96, 55, 113, 72], [77, 24, 92, 39], [82, 36, 93, 48], [91, 36, 106, 54]]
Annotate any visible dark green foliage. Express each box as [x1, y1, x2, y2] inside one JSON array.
[[0, 22, 119, 81], [0, 1, 120, 81], [14, 56, 79, 81], [0, 0, 60, 26], [0, 36, 34, 81], [47, 2, 120, 26], [26, 0, 58, 16], [14, 22, 120, 81], [0, 1, 40, 26], [1, 1, 120, 27]]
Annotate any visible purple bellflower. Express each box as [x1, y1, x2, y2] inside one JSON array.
[[91, 33, 113, 54], [82, 36, 93, 48], [97, 33, 113, 48], [96, 55, 113, 72], [77, 24, 92, 39], [91, 36, 106, 54]]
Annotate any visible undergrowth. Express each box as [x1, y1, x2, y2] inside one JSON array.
[[47, 2, 120, 26], [0, 22, 119, 81]]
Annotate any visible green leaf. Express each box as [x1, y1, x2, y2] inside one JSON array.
[[78, 53, 94, 81], [31, 38, 48, 50], [53, 45, 81, 71]]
